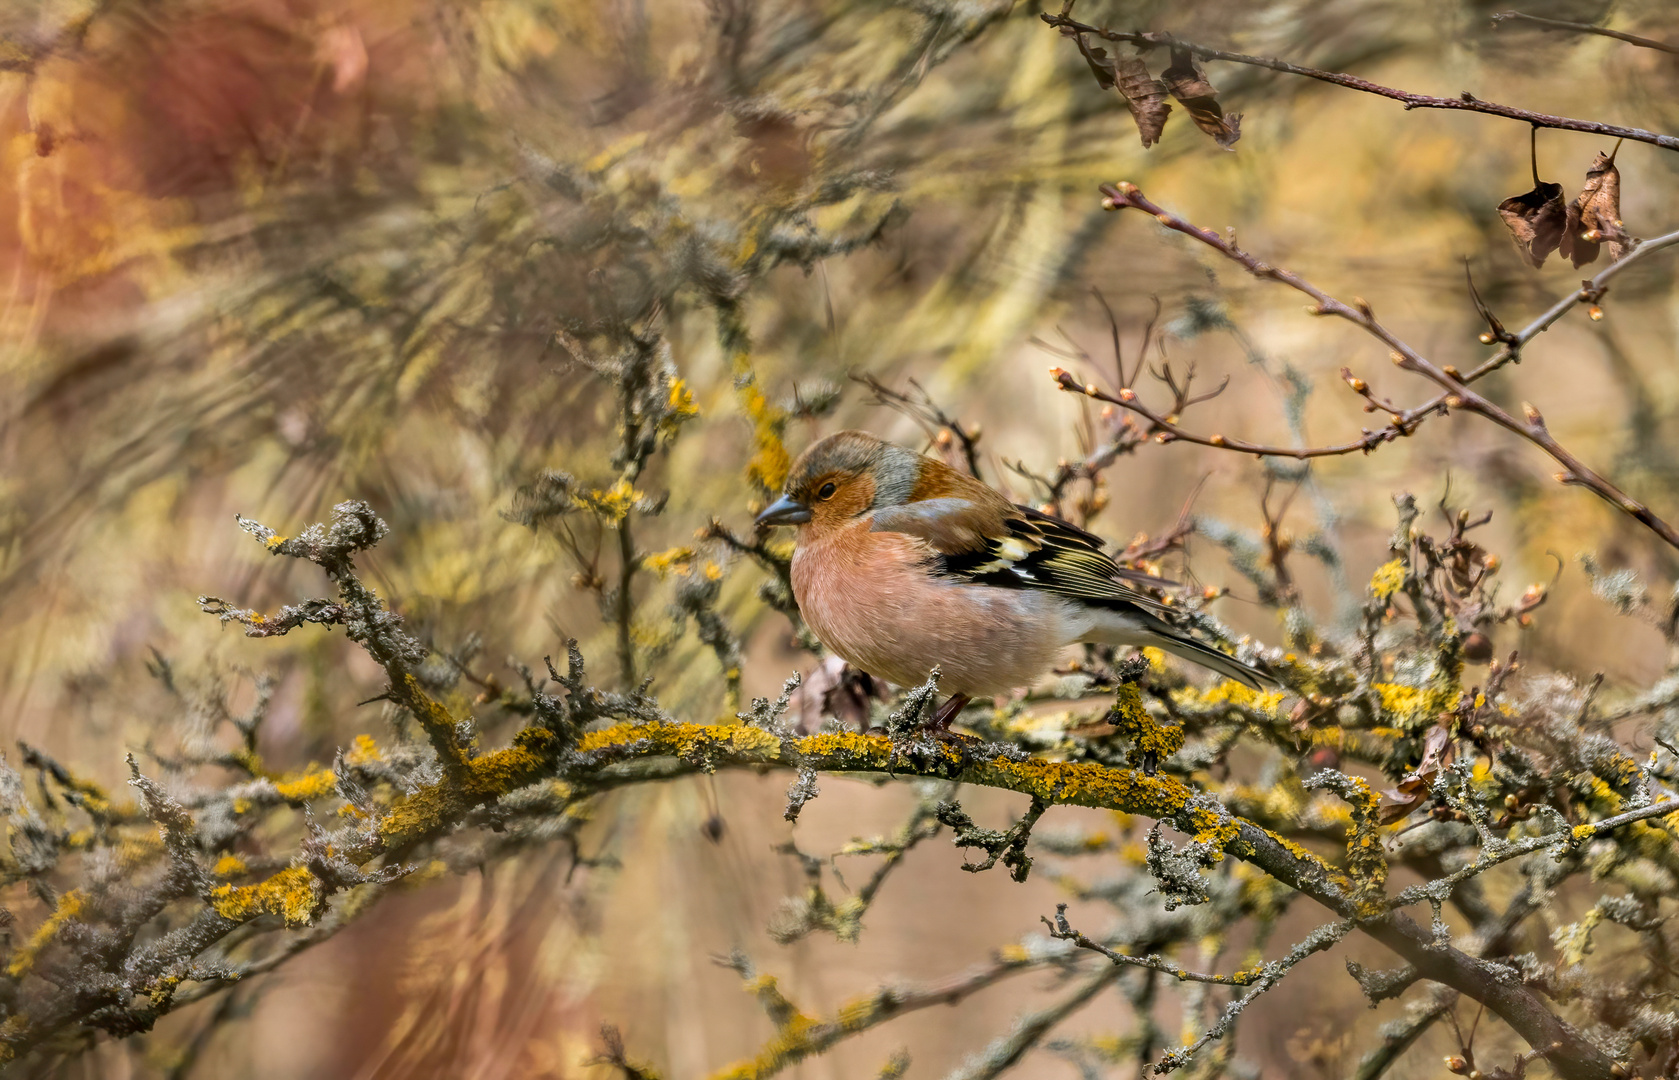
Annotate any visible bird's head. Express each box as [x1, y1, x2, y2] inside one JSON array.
[[754, 430, 923, 530]]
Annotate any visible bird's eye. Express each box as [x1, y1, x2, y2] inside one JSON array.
[[817, 481, 838, 500]]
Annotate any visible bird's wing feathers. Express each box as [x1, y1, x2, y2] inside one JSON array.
[[869, 494, 1174, 618]]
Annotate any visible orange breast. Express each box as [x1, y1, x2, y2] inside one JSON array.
[[789, 519, 1082, 698]]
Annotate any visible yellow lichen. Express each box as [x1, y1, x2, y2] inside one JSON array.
[[736, 359, 790, 496], [1369, 558, 1406, 600], [273, 766, 336, 802], [8, 890, 84, 977], [663, 377, 700, 432], [581, 479, 644, 522], [1108, 683, 1184, 764], [209, 866, 324, 928], [398, 673, 464, 754], [1178, 681, 1287, 715], [343, 734, 382, 767], [643, 546, 698, 577], [213, 854, 248, 877], [1372, 682, 1455, 730]]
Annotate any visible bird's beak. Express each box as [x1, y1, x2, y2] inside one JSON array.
[[755, 494, 812, 528]]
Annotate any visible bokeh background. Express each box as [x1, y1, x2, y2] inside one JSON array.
[[2, 0, 1678, 1075]]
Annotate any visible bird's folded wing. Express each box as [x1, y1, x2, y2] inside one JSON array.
[[870, 499, 1175, 618]]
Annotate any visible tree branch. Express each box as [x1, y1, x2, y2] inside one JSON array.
[[1491, 11, 1679, 55], [1081, 181, 1679, 552], [1041, 11, 1679, 152]]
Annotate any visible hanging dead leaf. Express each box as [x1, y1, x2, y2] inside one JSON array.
[[1376, 723, 1453, 824], [1560, 144, 1625, 268], [1161, 47, 1240, 150], [1498, 184, 1566, 268], [1071, 33, 1117, 90], [1114, 56, 1171, 148], [1498, 127, 1567, 269]]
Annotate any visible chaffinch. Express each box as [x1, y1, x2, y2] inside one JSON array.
[[755, 430, 1272, 725]]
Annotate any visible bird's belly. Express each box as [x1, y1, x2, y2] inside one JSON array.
[[791, 543, 1084, 698]]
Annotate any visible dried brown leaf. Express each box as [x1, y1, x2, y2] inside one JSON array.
[[1560, 148, 1625, 268], [1161, 47, 1240, 150], [1071, 33, 1117, 90], [1496, 181, 1566, 269], [1114, 56, 1171, 148], [1376, 724, 1453, 824]]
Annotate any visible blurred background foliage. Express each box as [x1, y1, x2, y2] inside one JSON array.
[[2, 0, 1678, 1075]]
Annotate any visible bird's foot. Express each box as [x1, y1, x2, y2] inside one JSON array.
[[925, 692, 973, 736]]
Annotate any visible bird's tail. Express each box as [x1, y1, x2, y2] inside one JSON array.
[[1142, 616, 1274, 691]]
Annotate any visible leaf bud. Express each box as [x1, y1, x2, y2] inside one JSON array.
[[1478, 331, 1495, 344], [1354, 296, 1374, 319], [1521, 401, 1544, 426], [1118, 387, 1137, 402], [1482, 554, 1500, 572], [1084, 383, 1100, 397], [1389, 351, 1405, 366], [1445, 1056, 1470, 1075], [1155, 213, 1173, 225], [1446, 396, 1464, 408], [1209, 434, 1226, 446], [1343, 371, 1367, 393], [1504, 793, 1520, 810], [1115, 181, 1138, 195], [1101, 196, 1119, 211], [1588, 305, 1604, 321], [1443, 365, 1460, 379]]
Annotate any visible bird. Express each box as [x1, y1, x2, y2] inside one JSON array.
[[754, 430, 1274, 729]]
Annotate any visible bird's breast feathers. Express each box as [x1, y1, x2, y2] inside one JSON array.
[[789, 519, 1086, 697]]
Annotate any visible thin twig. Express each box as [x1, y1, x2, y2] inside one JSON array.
[[1044, 905, 1268, 985], [1080, 182, 1679, 552], [1492, 11, 1679, 55], [1041, 11, 1679, 152]]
